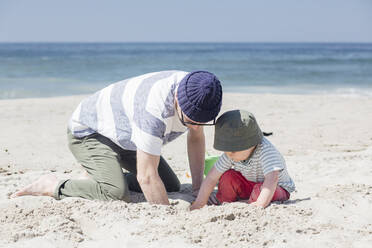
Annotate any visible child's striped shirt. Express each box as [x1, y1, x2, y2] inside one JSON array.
[[214, 137, 296, 193]]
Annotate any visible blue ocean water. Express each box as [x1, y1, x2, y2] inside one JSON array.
[[0, 42, 372, 99]]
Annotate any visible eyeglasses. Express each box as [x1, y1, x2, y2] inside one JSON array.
[[175, 103, 216, 126], [180, 112, 216, 126]]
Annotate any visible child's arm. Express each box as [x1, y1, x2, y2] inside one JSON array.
[[190, 166, 222, 210], [251, 171, 279, 208]]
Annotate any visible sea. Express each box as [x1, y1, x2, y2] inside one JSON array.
[[0, 42, 372, 99]]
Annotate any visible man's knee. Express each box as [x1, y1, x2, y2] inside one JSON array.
[[164, 179, 180, 192], [100, 182, 130, 202]]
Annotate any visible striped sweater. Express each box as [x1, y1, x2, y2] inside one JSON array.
[[68, 70, 189, 156]]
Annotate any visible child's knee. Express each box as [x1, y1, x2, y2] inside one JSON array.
[[248, 183, 262, 203], [219, 169, 239, 185]]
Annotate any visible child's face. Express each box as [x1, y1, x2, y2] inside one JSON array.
[[225, 146, 256, 162]]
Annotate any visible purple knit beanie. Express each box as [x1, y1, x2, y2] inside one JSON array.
[[177, 71, 223, 123]]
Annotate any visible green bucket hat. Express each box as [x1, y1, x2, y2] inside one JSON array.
[[213, 110, 263, 152]]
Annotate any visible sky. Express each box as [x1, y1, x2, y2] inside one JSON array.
[[0, 0, 371, 43]]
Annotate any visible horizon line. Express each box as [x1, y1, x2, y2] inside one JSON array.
[[1, 41, 372, 44]]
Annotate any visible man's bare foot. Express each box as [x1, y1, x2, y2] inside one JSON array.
[[11, 174, 59, 198], [77, 170, 91, 180]]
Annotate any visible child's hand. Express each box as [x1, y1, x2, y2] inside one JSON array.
[[190, 166, 223, 210], [207, 192, 220, 205], [190, 193, 220, 211], [191, 189, 199, 199], [250, 201, 264, 209], [190, 201, 202, 211]]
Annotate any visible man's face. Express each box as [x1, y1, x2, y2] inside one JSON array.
[[175, 102, 203, 131]]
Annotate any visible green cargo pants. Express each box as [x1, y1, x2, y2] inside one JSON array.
[[53, 130, 181, 202]]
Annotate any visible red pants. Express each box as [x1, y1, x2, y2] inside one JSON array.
[[216, 169, 290, 204]]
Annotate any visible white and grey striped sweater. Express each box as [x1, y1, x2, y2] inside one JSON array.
[[68, 71, 189, 156]]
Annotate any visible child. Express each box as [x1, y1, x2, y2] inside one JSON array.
[[191, 110, 295, 210]]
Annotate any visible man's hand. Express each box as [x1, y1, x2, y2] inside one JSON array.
[[136, 149, 169, 205]]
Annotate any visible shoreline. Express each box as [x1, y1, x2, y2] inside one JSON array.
[[1, 89, 372, 101]]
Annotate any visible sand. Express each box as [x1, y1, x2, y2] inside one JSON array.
[[0, 93, 371, 248]]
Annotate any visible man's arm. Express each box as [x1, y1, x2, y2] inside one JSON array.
[[136, 149, 169, 205], [187, 126, 205, 193], [251, 171, 279, 208]]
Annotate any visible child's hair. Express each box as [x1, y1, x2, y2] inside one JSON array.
[[213, 110, 263, 152]]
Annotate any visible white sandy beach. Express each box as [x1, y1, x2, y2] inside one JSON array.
[[0, 92, 371, 248]]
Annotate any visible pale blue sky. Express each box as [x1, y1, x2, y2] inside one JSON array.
[[0, 0, 371, 42]]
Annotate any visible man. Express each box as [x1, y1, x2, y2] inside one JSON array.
[[12, 70, 223, 205]]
